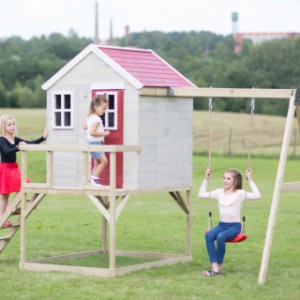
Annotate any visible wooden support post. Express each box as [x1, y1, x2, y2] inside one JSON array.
[[20, 151, 27, 264], [186, 189, 192, 256], [82, 151, 89, 187], [20, 192, 27, 264], [258, 95, 296, 284], [46, 151, 53, 188], [109, 152, 117, 275], [102, 216, 107, 253], [296, 102, 300, 133]]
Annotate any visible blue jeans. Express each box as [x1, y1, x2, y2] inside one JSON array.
[[205, 221, 242, 264]]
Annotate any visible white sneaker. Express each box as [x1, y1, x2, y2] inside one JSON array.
[[89, 177, 102, 185], [89, 178, 109, 189]]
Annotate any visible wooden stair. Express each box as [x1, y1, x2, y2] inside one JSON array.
[[0, 192, 46, 254], [0, 192, 22, 253]]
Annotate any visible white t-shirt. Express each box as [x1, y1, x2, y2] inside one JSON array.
[[86, 114, 104, 142], [198, 180, 261, 223]]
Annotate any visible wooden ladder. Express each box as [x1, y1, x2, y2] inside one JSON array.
[[0, 192, 22, 253]]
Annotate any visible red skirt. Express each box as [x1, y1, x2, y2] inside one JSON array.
[[0, 162, 21, 194]]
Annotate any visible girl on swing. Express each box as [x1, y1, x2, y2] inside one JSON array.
[[198, 167, 261, 276]]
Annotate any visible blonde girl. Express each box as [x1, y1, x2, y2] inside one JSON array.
[[0, 114, 47, 227]]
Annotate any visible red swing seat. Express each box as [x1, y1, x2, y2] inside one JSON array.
[[205, 230, 248, 243], [227, 233, 248, 243]]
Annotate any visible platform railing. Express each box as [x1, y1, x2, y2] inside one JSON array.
[[19, 144, 141, 193]]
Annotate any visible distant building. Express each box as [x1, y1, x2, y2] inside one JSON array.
[[231, 12, 300, 53]]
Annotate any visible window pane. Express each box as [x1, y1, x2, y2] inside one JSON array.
[[108, 112, 114, 127], [108, 94, 115, 109], [64, 94, 71, 109], [100, 115, 105, 127], [64, 112, 71, 126], [55, 95, 61, 109], [55, 112, 61, 126]]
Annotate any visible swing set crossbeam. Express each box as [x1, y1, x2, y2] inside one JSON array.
[[139, 87, 295, 99]]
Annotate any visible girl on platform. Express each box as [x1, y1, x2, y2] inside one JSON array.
[[198, 167, 261, 276], [0, 114, 47, 227], [84, 94, 110, 186]]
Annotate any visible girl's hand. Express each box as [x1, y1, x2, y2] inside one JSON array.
[[18, 141, 26, 149], [245, 168, 252, 181], [205, 167, 212, 181], [43, 128, 48, 139], [104, 130, 110, 137]]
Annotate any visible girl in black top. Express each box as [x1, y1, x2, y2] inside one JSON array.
[[0, 114, 47, 227]]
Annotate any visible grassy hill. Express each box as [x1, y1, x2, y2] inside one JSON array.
[[193, 110, 300, 156], [1, 108, 299, 157]]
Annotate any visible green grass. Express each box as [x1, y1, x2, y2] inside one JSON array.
[[1, 155, 299, 300], [0, 109, 299, 299]]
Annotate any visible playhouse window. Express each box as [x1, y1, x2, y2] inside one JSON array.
[[53, 93, 73, 128], [96, 92, 117, 130]]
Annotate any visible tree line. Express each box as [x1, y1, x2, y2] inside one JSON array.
[[1, 30, 299, 115]]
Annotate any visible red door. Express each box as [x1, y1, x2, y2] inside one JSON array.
[[91, 90, 124, 188]]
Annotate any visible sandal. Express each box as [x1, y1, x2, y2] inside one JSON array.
[[3, 220, 13, 228], [202, 270, 221, 277]]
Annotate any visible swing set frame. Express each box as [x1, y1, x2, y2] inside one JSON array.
[[141, 86, 299, 285]]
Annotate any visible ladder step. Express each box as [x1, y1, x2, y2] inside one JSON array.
[[0, 236, 10, 241], [0, 221, 20, 230]]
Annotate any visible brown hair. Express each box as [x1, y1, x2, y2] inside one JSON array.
[[225, 169, 243, 190], [0, 114, 17, 137], [89, 94, 108, 115]]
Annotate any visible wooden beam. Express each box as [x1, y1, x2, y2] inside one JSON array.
[[139, 87, 295, 99], [258, 93, 296, 285], [115, 195, 130, 221], [19, 144, 141, 153], [95, 196, 110, 209], [296, 102, 300, 133], [281, 181, 300, 192], [88, 196, 110, 222], [186, 189, 192, 256], [109, 152, 117, 272], [24, 194, 46, 218], [169, 192, 190, 214]]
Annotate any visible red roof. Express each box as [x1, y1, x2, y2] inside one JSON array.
[[98, 46, 195, 88]]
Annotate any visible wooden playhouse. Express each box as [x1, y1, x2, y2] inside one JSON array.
[[42, 44, 196, 190], [8, 44, 196, 277]]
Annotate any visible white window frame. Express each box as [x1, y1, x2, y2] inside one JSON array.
[[52, 92, 74, 129], [96, 91, 118, 130]]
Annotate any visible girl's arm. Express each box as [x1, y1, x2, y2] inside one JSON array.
[[244, 168, 261, 200], [198, 167, 218, 198], [198, 180, 219, 198], [89, 122, 110, 137], [16, 128, 48, 145], [16, 136, 46, 145], [0, 137, 18, 154], [245, 180, 261, 200]]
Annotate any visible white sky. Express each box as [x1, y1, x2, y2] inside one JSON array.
[[1, 0, 300, 40]]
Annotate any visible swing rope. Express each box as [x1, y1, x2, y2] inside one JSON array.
[[207, 96, 213, 230], [239, 97, 255, 236], [206, 96, 255, 243]]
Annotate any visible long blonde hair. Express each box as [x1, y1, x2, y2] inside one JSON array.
[[0, 114, 17, 137]]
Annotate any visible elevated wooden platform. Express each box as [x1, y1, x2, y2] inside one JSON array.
[[16, 144, 192, 277]]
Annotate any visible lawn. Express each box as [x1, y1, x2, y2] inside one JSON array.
[[0, 109, 299, 299], [0, 155, 299, 300]]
